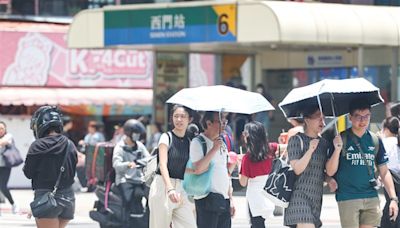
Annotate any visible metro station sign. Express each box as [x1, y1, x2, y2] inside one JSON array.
[[104, 4, 237, 46]]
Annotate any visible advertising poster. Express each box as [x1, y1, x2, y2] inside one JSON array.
[[189, 53, 215, 87]]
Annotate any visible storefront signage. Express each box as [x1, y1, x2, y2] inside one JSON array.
[[307, 53, 343, 67], [0, 31, 153, 88], [69, 49, 149, 78], [104, 4, 237, 45]]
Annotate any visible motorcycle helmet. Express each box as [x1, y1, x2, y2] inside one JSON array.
[[123, 119, 145, 142], [30, 106, 63, 139]]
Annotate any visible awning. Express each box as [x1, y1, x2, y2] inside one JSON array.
[[68, 0, 400, 51], [0, 87, 152, 106]]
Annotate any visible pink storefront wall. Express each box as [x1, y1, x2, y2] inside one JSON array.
[[0, 25, 153, 88]]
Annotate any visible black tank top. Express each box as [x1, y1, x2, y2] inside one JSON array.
[[156, 131, 190, 180]]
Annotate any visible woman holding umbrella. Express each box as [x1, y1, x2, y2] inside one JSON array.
[[283, 105, 341, 228]]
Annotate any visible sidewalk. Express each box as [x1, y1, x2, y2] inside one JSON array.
[[0, 189, 96, 227], [1, 189, 383, 227]]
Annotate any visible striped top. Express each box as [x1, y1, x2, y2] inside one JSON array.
[[156, 131, 191, 180]]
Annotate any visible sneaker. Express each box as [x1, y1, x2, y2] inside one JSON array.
[[12, 204, 19, 214]]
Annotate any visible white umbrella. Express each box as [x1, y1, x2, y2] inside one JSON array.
[[279, 78, 384, 119], [166, 85, 274, 114]]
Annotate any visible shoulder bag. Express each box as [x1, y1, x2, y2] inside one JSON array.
[[183, 135, 213, 196], [2, 142, 23, 167], [262, 135, 303, 208]]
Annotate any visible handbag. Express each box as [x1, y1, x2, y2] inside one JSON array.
[[2, 143, 23, 167], [183, 135, 212, 196], [262, 135, 303, 208], [30, 192, 58, 218], [183, 161, 214, 196], [262, 156, 296, 208], [30, 142, 71, 218]]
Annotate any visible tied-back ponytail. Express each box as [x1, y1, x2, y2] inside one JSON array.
[[383, 116, 400, 148]]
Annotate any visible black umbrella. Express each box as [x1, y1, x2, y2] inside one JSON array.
[[279, 78, 384, 119]]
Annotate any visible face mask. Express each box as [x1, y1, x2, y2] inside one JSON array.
[[131, 133, 141, 142]]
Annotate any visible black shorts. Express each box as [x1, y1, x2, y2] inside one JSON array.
[[33, 187, 75, 220]]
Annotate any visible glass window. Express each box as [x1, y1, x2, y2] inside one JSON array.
[[12, 0, 89, 16], [374, 0, 400, 6]]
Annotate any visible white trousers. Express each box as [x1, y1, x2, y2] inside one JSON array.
[[149, 175, 196, 228]]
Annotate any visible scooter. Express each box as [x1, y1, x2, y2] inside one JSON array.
[[89, 158, 150, 228]]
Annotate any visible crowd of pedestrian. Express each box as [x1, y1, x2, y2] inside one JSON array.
[[2, 80, 400, 228]]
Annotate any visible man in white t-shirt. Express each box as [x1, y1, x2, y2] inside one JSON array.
[[189, 111, 235, 228]]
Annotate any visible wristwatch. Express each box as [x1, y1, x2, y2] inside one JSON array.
[[390, 196, 399, 203]]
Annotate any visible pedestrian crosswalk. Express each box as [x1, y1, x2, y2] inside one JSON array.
[[0, 189, 348, 228], [0, 210, 96, 228], [0, 213, 35, 226]]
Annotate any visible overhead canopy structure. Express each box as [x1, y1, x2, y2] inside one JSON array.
[[0, 87, 152, 106], [68, 0, 400, 51]]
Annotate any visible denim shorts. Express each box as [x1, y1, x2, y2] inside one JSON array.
[[33, 187, 75, 220]]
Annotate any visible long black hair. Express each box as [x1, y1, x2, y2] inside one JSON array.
[[382, 116, 400, 148], [244, 121, 270, 162]]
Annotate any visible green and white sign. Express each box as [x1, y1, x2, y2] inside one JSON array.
[[104, 4, 237, 46]]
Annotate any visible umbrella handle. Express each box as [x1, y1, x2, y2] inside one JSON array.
[[218, 110, 222, 136], [316, 92, 326, 127], [218, 109, 227, 136], [329, 93, 339, 136]]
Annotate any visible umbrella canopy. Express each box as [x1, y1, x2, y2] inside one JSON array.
[[166, 85, 274, 114], [279, 78, 384, 118]]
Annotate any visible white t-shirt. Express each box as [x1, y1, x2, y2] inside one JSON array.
[[382, 136, 400, 172], [189, 133, 230, 199], [158, 132, 171, 148]]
